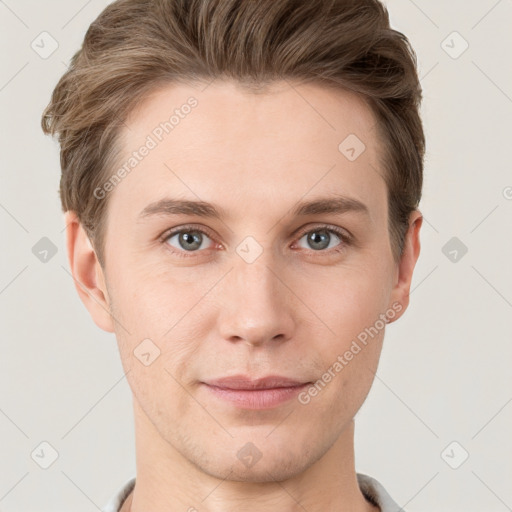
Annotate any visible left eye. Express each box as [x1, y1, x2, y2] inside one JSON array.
[[296, 228, 344, 251]]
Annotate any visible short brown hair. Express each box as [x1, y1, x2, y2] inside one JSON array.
[[41, 0, 424, 267]]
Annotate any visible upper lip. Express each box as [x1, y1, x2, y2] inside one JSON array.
[[203, 375, 310, 390]]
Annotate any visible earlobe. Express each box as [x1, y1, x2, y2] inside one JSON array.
[[64, 211, 115, 333], [387, 210, 423, 323]]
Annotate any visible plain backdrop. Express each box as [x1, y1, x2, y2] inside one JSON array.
[[1, 1, 511, 511]]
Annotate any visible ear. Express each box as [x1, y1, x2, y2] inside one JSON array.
[[64, 211, 115, 332], [387, 210, 423, 323]]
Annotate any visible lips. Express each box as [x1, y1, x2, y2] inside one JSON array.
[[203, 374, 309, 390], [201, 375, 311, 409]]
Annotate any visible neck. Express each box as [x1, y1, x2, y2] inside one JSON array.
[[122, 398, 378, 512]]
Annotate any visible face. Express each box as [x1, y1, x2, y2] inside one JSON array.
[[68, 79, 421, 482]]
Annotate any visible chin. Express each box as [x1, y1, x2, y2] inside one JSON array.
[[189, 437, 321, 484], [202, 456, 308, 483]]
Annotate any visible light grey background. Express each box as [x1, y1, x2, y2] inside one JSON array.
[[1, 1, 511, 511]]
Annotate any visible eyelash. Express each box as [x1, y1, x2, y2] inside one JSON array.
[[159, 224, 352, 259]]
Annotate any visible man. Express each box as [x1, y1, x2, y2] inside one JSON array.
[[41, 0, 425, 511]]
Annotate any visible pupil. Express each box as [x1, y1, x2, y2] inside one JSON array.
[[181, 231, 201, 250], [309, 231, 329, 250]]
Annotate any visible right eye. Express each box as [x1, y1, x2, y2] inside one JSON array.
[[161, 225, 217, 258]]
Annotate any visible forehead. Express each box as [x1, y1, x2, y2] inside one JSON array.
[[108, 79, 386, 222], [124, 79, 378, 156]]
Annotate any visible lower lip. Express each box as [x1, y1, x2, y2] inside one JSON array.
[[203, 383, 310, 409]]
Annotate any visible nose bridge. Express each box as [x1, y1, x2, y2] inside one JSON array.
[[236, 254, 278, 303], [217, 245, 294, 345], [233, 233, 281, 296]]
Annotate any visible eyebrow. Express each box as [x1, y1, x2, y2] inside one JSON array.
[[138, 195, 370, 221]]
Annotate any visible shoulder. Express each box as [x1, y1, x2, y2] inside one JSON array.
[[357, 473, 404, 512], [101, 476, 136, 512]]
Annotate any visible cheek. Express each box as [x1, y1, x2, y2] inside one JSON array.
[[300, 265, 391, 346], [107, 259, 210, 378], [301, 325, 384, 430], [109, 253, 212, 331], [293, 266, 389, 408], [110, 275, 203, 426]]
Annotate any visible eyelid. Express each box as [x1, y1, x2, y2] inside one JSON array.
[[292, 222, 352, 243], [159, 223, 218, 245]]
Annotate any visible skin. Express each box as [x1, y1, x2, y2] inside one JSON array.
[[65, 79, 422, 512]]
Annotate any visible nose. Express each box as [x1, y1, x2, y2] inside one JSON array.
[[215, 254, 296, 348]]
